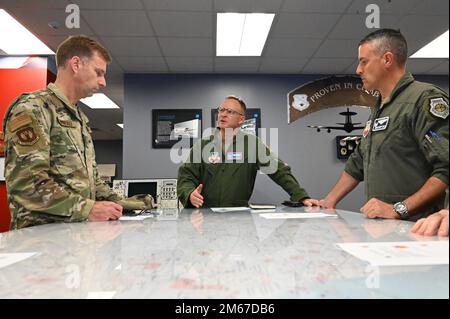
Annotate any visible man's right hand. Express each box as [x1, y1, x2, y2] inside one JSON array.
[[189, 184, 204, 208], [319, 197, 337, 209], [88, 201, 123, 222]]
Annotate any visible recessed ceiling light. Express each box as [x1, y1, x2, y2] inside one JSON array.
[[410, 30, 449, 58], [80, 93, 120, 109], [216, 13, 275, 56], [0, 9, 54, 55]]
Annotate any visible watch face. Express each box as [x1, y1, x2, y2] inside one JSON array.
[[394, 202, 408, 217]]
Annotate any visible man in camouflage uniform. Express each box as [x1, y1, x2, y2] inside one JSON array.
[[3, 35, 151, 229], [320, 29, 449, 221], [177, 96, 319, 208]]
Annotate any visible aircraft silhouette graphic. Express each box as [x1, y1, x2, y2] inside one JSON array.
[[308, 108, 365, 133]]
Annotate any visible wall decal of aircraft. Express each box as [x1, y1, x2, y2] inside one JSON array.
[[308, 108, 365, 133]]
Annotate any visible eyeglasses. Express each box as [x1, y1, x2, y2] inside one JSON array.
[[217, 106, 244, 116]]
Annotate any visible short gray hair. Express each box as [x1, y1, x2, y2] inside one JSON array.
[[359, 29, 408, 66]]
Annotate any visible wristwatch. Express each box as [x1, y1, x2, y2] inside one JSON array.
[[393, 201, 409, 220]]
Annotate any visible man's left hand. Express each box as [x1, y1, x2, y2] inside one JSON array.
[[360, 198, 398, 219]]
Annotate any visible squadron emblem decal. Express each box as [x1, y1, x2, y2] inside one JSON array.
[[430, 97, 449, 119]]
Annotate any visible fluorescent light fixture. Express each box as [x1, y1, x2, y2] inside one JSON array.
[[0, 9, 54, 55], [410, 30, 449, 58], [116, 124, 123, 129], [216, 13, 275, 56], [80, 93, 120, 109]]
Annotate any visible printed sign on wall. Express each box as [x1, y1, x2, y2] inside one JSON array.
[[287, 76, 379, 124]]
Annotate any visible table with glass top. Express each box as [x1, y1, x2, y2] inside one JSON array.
[[0, 207, 448, 298]]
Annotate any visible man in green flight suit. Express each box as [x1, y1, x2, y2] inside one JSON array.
[[3, 35, 152, 230], [320, 29, 449, 221], [177, 95, 318, 208]]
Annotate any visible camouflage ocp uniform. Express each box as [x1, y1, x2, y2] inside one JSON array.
[[3, 83, 122, 229]]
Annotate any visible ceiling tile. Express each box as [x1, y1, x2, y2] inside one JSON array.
[[166, 57, 213, 72], [75, 0, 143, 10], [100, 37, 161, 57], [38, 34, 73, 51], [281, 0, 352, 13], [346, 0, 422, 15], [6, 8, 94, 36], [315, 39, 358, 58], [0, 0, 68, 9], [149, 11, 212, 37], [116, 56, 168, 73], [302, 58, 356, 74], [408, 58, 448, 74], [143, 0, 211, 11], [159, 38, 212, 57], [409, 0, 449, 15], [271, 13, 341, 38], [82, 10, 154, 36], [214, 0, 282, 12], [328, 14, 401, 39], [398, 15, 449, 54], [259, 58, 309, 73], [215, 57, 260, 73], [265, 38, 322, 58], [344, 59, 359, 74], [426, 60, 449, 75]]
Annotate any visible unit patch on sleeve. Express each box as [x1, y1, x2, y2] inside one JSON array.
[[429, 97, 449, 119], [16, 127, 39, 146]]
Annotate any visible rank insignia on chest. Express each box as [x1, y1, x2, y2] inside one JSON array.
[[208, 152, 221, 164], [16, 127, 39, 145], [363, 120, 372, 138], [372, 116, 389, 132], [429, 97, 449, 119]]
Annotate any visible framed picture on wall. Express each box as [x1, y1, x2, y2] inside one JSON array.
[[211, 108, 261, 136], [152, 109, 202, 149]]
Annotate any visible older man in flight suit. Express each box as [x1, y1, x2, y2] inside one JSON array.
[[3, 35, 152, 229], [177, 96, 318, 208], [320, 29, 449, 221]]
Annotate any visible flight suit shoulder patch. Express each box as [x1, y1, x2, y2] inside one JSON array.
[[428, 97, 449, 120], [8, 113, 33, 132], [16, 126, 39, 146]]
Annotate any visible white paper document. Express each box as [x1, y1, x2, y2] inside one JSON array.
[[0, 252, 37, 269], [210, 207, 251, 213], [250, 209, 277, 213], [337, 241, 449, 266], [260, 212, 337, 219], [119, 215, 154, 221], [87, 291, 116, 299]]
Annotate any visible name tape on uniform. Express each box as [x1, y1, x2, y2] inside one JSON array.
[[372, 116, 389, 132]]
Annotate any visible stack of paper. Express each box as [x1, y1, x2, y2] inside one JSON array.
[[336, 241, 449, 266], [260, 212, 337, 219], [210, 207, 251, 213], [249, 203, 276, 209]]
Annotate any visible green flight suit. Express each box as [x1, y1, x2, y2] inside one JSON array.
[[345, 73, 449, 220], [3, 84, 126, 229], [177, 129, 309, 207]]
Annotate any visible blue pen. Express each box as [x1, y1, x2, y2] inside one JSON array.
[[428, 130, 441, 141]]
